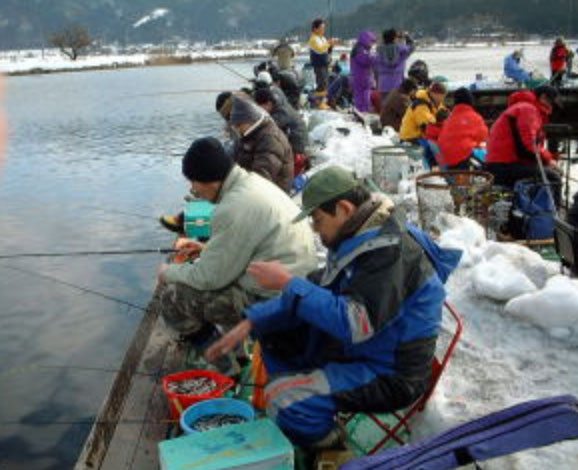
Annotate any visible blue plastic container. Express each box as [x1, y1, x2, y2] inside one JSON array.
[[184, 200, 214, 240], [180, 398, 255, 435]]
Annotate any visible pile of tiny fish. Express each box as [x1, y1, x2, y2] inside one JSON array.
[[190, 413, 247, 432], [167, 377, 217, 396]]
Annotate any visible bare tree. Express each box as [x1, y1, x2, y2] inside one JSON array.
[[50, 26, 92, 61]]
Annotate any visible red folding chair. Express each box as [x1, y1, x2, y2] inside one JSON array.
[[344, 300, 463, 455]]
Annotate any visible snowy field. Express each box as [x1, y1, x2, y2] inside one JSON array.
[[0, 47, 269, 74], [0, 40, 570, 81], [305, 111, 578, 469]]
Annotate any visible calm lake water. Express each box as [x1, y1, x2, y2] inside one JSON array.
[[0, 44, 557, 469], [0, 62, 250, 470]]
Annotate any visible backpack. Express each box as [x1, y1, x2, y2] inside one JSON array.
[[508, 179, 555, 240]]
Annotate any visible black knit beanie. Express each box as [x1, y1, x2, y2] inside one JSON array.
[[182, 137, 233, 182], [215, 91, 232, 112]]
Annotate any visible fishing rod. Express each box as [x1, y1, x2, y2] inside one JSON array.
[[214, 60, 252, 82], [0, 247, 177, 260], [327, 0, 334, 39], [0, 263, 148, 312], [128, 88, 232, 99], [126, 61, 250, 99]]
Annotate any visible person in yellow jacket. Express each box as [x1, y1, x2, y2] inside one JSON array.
[[308, 18, 337, 105], [399, 81, 447, 141]]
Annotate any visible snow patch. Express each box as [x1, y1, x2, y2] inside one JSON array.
[[505, 276, 578, 330], [133, 8, 170, 29], [472, 254, 537, 301]]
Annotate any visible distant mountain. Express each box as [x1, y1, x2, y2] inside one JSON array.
[[330, 0, 575, 39], [0, 0, 375, 50]]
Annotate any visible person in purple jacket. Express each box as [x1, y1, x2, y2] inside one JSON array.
[[350, 30, 377, 112], [375, 29, 415, 109]]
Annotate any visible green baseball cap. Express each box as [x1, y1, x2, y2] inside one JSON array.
[[293, 166, 359, 223]]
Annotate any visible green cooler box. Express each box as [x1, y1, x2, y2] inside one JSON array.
[[184, 200, 215, 240], [158, 418, 294, 470]]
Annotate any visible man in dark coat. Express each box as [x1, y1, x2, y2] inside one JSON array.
[[380, 78, 417, 130], [254, 87, 308, 175], [230, 96, 294, 193]]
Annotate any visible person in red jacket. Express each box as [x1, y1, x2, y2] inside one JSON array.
[[550, 37, 573, 87], [485, 85, 562, 205], [437, 88, 488, 169]]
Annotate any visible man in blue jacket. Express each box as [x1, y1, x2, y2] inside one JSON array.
[[206, 166, 459, 447], [504, 50, 532, 85]]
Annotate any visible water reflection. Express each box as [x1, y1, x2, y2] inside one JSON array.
[[0, 61, 250, 469]]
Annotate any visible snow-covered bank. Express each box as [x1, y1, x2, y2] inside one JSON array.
[[307, 110, 578, 468], [0, 48, 269, 75]]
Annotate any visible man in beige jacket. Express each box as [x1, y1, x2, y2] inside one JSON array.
[[157, 137, 317, 351]]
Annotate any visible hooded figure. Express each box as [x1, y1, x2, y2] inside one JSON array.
[[375, 29, 415, 95], [485, 86, 562, 205], [350, 30, 377, 112]]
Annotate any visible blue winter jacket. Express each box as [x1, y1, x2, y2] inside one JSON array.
[[245, 202, 461, 408], [504, 54, 530, 83]]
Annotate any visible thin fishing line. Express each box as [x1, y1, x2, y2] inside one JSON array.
[[0, 263, 147, 312], [1, 418, 178, 426], [0, 248, 176, 260], [82, 205, 160, 220], [0, 363, 163, 379]]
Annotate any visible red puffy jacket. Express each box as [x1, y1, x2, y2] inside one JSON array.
[[486, 91, 552, 166], [437, 104, 488, 167], [550, 44, 570, 73]]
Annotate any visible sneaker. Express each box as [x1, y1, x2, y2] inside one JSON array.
[[159, 212, 185, 234]]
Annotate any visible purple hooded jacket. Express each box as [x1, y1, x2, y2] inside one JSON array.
[[375, 38, 415, 93], [351, 31, 377, 92]]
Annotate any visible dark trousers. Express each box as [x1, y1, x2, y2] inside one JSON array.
[[313, 65, 329, 92], [484, 162, 562, 207]]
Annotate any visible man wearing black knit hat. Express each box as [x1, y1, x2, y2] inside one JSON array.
[[156, 137, 317, 371]]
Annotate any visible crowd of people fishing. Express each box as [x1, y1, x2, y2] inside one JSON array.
[[144, 16, 578, 454]]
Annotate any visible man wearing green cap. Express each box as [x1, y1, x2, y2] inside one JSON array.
[[207, 165, 459, 448]]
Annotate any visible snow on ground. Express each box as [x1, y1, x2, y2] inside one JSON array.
[[307, 111, 578, 468], [0, 48, 269, 74], [0, 51, 149, 74]]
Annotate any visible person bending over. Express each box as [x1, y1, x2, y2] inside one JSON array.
[[156, 137, 317, 369]]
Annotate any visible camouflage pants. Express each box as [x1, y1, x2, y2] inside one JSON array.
[[158, 281, 262, 335]]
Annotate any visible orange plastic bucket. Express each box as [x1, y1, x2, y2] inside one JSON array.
[[162, 369, 235, 419]]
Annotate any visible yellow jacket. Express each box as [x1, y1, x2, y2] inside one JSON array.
[[308, 32, 330, 54], [399, 90, 443, 141]]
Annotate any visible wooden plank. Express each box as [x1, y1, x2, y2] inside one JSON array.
[[125, 340, 184, 470], [98, 319, 184, 470], [75, 291, 181, 470]]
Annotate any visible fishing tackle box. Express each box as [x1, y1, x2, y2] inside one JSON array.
[[184, 200, 214, 240]]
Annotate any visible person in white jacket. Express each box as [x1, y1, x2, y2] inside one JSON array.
[[156, 137, 317, 354]]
